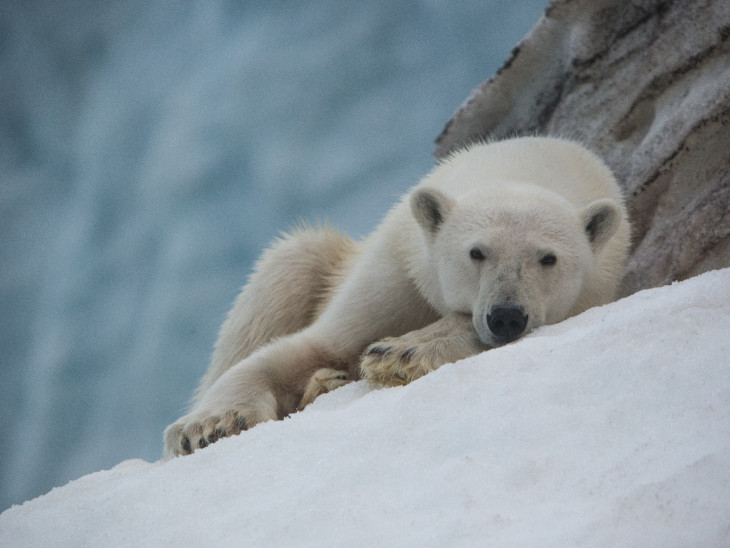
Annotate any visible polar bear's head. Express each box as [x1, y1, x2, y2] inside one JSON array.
[[411, 185, 622, 347]]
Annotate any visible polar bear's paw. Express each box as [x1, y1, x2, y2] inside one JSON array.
[[163, 409, 248, 458], [360, 315, 485, 387], [298, 368, 351, 409], [163, 396, 277, 458], [360, 336, 443, 387]]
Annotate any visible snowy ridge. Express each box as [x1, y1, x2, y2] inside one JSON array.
[[2, 268, 729, 546]]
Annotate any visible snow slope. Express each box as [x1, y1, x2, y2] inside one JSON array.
[[2, 268, 729, 547]]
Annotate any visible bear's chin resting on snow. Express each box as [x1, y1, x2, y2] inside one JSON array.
[[163, 136, 630, 458]]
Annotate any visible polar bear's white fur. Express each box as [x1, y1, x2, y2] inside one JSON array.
[[163, 136, 630, 458]]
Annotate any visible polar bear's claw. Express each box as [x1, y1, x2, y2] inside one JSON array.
[[400, 347, 416, 361], [363, 345, 390, 358]]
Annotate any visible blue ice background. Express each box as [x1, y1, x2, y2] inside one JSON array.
[[0, 1, 546, 510]]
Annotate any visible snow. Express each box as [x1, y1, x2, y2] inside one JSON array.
[[2, 268, 729, 547]]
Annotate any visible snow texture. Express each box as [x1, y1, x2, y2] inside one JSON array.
[[2, 268, 729, 547]]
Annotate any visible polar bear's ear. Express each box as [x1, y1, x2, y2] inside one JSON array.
[[582, 198, 622, 253], [411, 188, 454, 237]]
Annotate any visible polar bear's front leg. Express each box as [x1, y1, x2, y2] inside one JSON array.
[[163, 365, 278, 458], [163, 333, 351, 458], [360, 313, 487, 386]]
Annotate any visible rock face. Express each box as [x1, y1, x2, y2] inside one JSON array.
[[435, 0, 730, 296]]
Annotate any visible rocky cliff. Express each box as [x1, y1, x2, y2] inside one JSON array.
[[435, 0, 730, 296]]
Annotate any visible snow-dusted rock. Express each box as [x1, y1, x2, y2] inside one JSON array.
[[435, 0, 730, 296]]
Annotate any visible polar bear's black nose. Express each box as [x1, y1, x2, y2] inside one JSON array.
[[487, 304, 528, 342]]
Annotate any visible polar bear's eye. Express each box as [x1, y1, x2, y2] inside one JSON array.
[[540, 253, 557, 266], [469, 248, 486, 261]]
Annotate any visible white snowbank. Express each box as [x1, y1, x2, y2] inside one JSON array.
[[2, 268, 729, 547]]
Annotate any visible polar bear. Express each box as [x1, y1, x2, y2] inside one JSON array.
[[163, 136, 630, 458]]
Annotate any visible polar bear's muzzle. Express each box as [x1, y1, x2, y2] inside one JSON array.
[[486, 303, 528, 343]]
